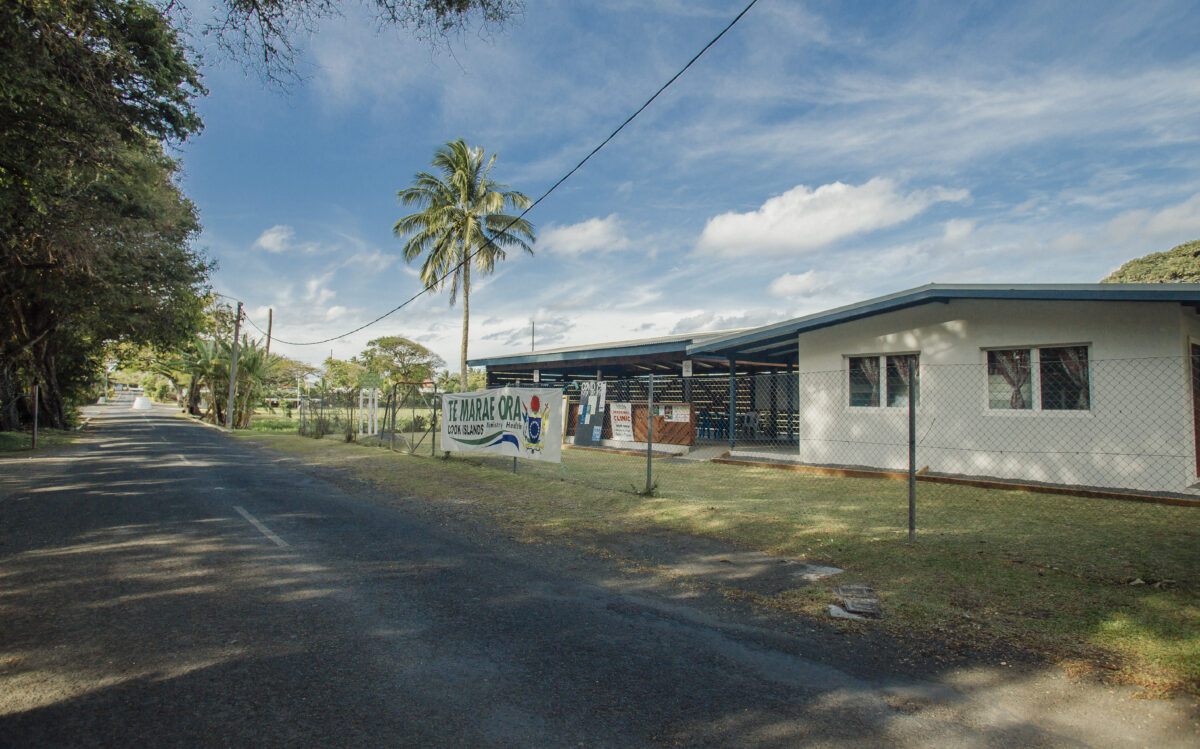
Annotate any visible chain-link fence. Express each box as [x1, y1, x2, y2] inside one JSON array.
[[296, 358, 1198, 559], [298, 383, 441, 456]]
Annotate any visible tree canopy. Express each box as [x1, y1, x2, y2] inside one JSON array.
[[361, 336, 444, 387], [1102, 239, 1200, 283], [197, 0, 523, 79], [1, 0, 210, 430]]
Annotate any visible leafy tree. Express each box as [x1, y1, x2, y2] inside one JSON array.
[[0, 0, 209, 430], [1102, 239, 1200, 283], [323, 357, 367, 390], [269, 356, 320, 387], [435, 367, 486, 393], [199, 0, 523, 80], [394, 139, 535, 392], [360, 336, 444, 388]]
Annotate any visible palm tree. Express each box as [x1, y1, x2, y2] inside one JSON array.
[[394, 139, 535, 391]]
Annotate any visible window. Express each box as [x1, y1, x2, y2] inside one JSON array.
[[848, 356, 880, 407], [849, 354, 919, 407], [987, 346, 1089, 411], [886, 354, 920, 407], [987, 349, 1032, 410], [1040, 346, 1089, 410]]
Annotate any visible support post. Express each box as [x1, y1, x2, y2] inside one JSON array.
[[788, 361, 796, 443], [266, 308, 273, 356], [728, 358, 737, 452], [646, 372, 654, 494], [358, 389, 365, 435], [31, 384, 38, 449], [907, 358, 917, 543], [225, 302, 243, 429]]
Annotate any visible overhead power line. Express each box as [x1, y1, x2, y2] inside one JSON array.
[[234, 0, 760, 347]]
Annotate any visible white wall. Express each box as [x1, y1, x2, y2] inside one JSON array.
[[785, 300, 1197, 495]]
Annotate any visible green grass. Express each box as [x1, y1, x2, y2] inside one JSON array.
[[234, 430, 1200, 697], [0, 429, 79, 452]]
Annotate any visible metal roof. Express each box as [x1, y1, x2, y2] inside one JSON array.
[[467, 329, 747, 368], [686, 283, 1200, 361]]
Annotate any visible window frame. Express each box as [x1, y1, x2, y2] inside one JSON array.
[[982, 344, 1092, 413], [845, 352, 920, 409]]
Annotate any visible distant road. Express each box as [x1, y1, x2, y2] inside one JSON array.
[[0, 403, 1194, 747]]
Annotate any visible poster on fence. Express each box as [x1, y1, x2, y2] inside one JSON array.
[[610, 402, 634, 441], [441, 387, 563, 463]]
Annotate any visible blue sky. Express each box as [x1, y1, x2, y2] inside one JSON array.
[[178, 0, 1200, 368]]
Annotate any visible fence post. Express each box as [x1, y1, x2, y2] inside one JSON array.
[[646, 371, 654, 493], [907, 358, 916, 543], [728, 358, 736, 452], [31, 384, 38, 449]]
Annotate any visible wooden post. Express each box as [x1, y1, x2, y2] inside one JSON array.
[[31, 384, 38, 449], [265, 308, 273, 355], [225, 302, 243, 429]]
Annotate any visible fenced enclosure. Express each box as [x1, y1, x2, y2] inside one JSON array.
[[242, 360, 1199, 694], [282, 357, 1199, 547], [297, 383, 441, 455]]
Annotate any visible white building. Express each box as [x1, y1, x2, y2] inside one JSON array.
[[689, 284, 1200, 496]]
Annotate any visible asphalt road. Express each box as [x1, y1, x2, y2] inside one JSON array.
[[0, 400, 1196, 747]]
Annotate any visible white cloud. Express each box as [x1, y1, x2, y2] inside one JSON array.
[[344, 249, 398, 273], [1101, 192, 1200, 248], [1145, 193, 1200, 238], [942, 219, 975, 244], [768, 270, 831, 298], [540, 214, 631, 256], [325, 305, 348, 320], [255, 225, 295, 253], [305, 273, 335, 306], [696, 178, 969, 257], [670, 309, 779, 335]]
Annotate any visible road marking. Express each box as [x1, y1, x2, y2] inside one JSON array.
[[233, 505, 290, 548], [176, 453, 191, 466]]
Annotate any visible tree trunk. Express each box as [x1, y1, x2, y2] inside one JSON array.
[[31, 338, 67, 429], [186, 374, 201, 415], [0, 361, 19, 431], [460, 247, 471, 393]]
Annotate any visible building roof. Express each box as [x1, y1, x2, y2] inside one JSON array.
[[686, 283, 1200, 363], [468, 329, 745, 369]]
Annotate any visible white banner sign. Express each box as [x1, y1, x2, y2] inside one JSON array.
[[441, 387, 563, 463], [610, 402, 634, 441]]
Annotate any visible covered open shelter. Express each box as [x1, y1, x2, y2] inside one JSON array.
[[469, 330, 797, 450]]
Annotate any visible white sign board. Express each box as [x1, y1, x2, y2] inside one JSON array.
[[610, 402, 635, 441], [682, 360, 693, 378], [654, 404, 691, 423], [441, 387, 563, 463]]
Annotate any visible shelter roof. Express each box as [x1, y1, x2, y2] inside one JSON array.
[[468, 329, 745, 369]]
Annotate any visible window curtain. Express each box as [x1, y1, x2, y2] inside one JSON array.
[[860, 356, 880, 406], [891, 355, 917, 387], [993, 349, 1031, 409], [1056, 346, 1089, 408]]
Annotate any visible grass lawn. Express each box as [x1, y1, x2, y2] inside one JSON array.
[[235, 430, 1200, 697], [0, 429, 79, 452]]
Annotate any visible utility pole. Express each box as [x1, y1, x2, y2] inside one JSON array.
[[531, 319, 535, 351], [225, 301, 243, 429], [266, 308, 273, 356]]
